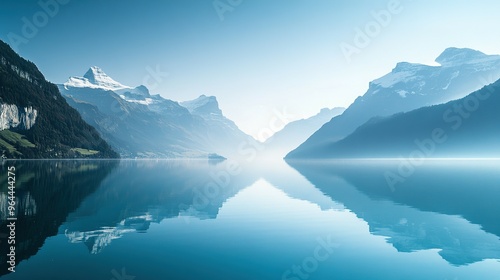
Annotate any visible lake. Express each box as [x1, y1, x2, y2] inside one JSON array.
[[1, 159, 500, 280]]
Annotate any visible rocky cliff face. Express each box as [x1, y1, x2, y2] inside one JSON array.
[[0, 103, 38, 130], [0, 39, 118, 158]]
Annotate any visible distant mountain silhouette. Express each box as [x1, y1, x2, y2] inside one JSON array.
[[263, 107, 344, 158], [287, 48, 500, 159], [294, 79, 500, 158]]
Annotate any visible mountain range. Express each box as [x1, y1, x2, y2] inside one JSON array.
[[287, 48, 500, 159], [2, 39, 499, 160], [306, 79, 500, 158], [0, 40, 117, 158], [59, 67, 255, 158]]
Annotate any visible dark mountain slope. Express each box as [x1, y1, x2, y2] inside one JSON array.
[[301, 80, 500, 158], [0, 40, 118, 158], [287, 48, 500, 158]]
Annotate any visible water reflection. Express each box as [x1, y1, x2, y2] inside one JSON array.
[[288, 160, 500, 266], [0, 160, 117, 277], [61, 160, 258, 254], [1, 159, 500, 279]]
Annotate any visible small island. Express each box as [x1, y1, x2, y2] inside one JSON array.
[[207, 153, 226, 161]]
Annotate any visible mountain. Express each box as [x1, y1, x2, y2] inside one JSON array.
[[0, 40, 118, 158], [181, 94, 222, 116], [65, 66, 129, 91], [262, 107, 345, 157], [299, 79, 500, 158], [59, 68, 254, 158], [180, 95, 253, 154], [287, 47, 500, 158]]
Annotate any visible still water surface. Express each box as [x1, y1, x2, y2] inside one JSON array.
[[1, 159, 500, 280]]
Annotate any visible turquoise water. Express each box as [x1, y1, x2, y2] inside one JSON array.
[[1, 159, 500, 280]]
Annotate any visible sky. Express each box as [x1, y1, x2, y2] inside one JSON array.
[[1, 0, 500, 139]]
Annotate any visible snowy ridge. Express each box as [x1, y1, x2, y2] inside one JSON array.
[[64, 66, 130, 91], [435, 47, 500, 67], [287, 47, 500, 159], [372, 65, 421, 88], [372, 48, 500, 90]]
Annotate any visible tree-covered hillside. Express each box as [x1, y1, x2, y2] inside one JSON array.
[[0, 40, 118, 158]]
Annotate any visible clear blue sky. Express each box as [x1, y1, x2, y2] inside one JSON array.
[[1, 0, 500, 138]]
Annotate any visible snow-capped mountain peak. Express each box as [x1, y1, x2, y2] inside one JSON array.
[[83, 66, 129, 90], [287, 47, 500, 159], [180, 95, 222, 116], [64, 66, 130, 91], [435, 47, 500, 67], [371, 48, 500, 89]]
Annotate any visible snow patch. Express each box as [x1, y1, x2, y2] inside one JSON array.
[[64, 66, 131, 91], [373, 71, 416, 88], [397, 90, 408, 98], [443, 71, 460, 90], [124, 98, 155, 106], [436, 48, 500, 67], [372, 62, 432, 88]]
